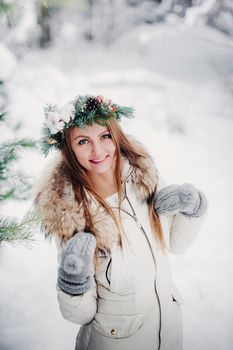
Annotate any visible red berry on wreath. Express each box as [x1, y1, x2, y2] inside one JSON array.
[[97, 95, 104, 103]]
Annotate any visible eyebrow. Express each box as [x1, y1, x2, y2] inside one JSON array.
[[74, 129, 109, 140]]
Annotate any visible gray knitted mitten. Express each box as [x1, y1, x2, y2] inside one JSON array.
[[154, 183, 208, 218], [57, 231, 96, 295]]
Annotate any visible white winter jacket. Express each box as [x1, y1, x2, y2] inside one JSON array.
[[34, 138, 207, 350], [51, 159, 207, 350]]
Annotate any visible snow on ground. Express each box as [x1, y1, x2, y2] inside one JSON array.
[[0, 22, 233, 350]]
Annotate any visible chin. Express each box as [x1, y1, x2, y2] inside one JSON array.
[[93, 165, 112, 174]]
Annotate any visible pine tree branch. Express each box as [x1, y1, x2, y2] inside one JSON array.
[[0, 172, 33, 201], [0, 138, 38, 179], [0, 138, 37, 153], [0, 209, 41, 246]]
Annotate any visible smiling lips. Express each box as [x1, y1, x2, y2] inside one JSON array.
[[90, 155, 109, 164]]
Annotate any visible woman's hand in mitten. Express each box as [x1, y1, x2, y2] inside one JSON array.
[[57, 231, 97, 296], [154, 183, 208, 218]]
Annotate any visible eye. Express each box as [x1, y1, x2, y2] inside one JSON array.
[[78, 138, 89, 145], [101, 133, 111, 140]]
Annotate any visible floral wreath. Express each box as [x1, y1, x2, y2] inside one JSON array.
[[41, 94, 135, 156]]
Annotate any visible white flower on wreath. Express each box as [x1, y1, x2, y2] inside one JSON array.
[[46, 102, 75, 134], [58, 102, 75, 123], [46, 111, 65, 134]]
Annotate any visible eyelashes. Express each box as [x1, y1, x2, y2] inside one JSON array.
[[78, 133, 112, 146], [78, 139, 88, 145], [101, 133, 111, 140]]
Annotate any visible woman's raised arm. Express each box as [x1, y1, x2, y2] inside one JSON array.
[[154, 173, 209, 254], [55, 233, 98, 325]]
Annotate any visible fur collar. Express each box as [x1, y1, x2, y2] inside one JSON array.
[[34, 140, 158, 250]]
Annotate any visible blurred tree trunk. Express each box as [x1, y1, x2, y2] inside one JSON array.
[[82, 0, 118, 46], [83, 0, 95, 41], [37, 4, 51, 48]]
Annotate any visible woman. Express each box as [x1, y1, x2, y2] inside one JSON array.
[[35, 94, 208, 350]]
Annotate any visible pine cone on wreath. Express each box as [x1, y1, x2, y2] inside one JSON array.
[[85, 97, 100, 112]]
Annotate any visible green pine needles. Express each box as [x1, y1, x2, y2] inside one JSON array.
[[0, 110, 39, 245], [0, 210, 40, 246], [0, 138, 37, 201]]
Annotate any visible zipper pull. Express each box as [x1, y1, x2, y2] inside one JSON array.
[[134, 215, 143, 229]]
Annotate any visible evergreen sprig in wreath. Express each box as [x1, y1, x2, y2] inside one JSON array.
[[41, 95, 135, 156]]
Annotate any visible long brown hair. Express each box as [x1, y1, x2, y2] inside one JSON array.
[[61, 119, 166, 254]]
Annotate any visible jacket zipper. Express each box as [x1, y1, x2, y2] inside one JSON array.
[[106, 167, 162, 349], [122, 175, 162, 350], [120, 204, 162, 350]]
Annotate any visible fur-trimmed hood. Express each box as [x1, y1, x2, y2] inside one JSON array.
[[34, 141, 158, 250]]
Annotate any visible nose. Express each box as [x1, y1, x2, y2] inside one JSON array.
[[91, 141, 103, 158]]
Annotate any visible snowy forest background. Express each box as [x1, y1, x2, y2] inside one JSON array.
[[0, 0, 233, 349]]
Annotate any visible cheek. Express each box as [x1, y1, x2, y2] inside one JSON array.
[[108, 141, 116, 155], [73, 148, 89, 165]]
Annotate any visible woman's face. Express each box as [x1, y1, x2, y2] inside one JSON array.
[[70, 123, 116, 176]]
